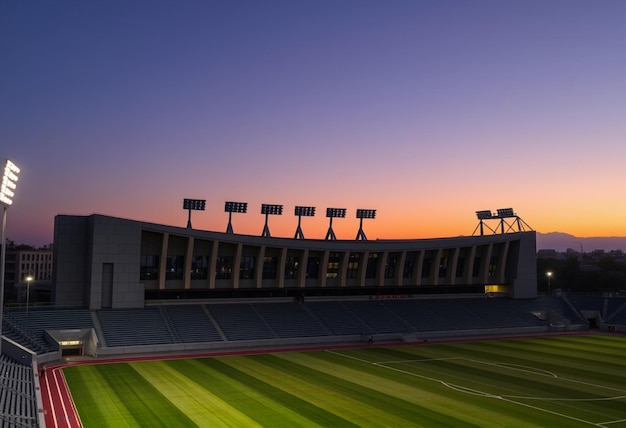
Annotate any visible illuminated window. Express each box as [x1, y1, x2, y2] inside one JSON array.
[[215, 256, 233, 280], [166, 255, 184, 280], [347, 253, 359, 279], [285, 256, 299, 279], [191, 256, 208, 280]]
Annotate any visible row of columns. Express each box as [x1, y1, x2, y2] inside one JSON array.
[[155, 232, 510, 290]]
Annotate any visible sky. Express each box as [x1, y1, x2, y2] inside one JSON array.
[[1, 0, 625, 247]]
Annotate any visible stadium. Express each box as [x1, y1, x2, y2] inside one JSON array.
[[2, 208, 626, 427]]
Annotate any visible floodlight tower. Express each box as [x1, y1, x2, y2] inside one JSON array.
[[0, 159, 21, 355], [355, 209, 376, 240], [325, 208, 346, 240], [495, 208, 532, 234], [183, 198, 206, 229], [473, 210, 494, 236], [294, 206, 316, 239], [224, 201, 247, 234], [261, 204, 283, 237]]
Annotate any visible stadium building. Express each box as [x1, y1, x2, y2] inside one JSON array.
[[52, 213, 537, 309]]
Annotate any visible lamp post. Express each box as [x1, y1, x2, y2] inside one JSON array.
[[546, 271, 553, 297], [0, 159, 21, 355], [25, 275, 33, 315]]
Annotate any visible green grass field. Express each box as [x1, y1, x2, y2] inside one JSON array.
[[64, 334, 626, 427]]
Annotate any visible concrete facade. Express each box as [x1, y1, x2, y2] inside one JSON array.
[[53, 214, 537, 309]]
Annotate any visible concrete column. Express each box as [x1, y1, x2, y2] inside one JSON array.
[[255, 246, 265, 289], [395, 251, 407, 287], [431, 248, 442, 286], [377, 252, 388, 286], [358, 251, 368, 287], [414, 250, 425, 286], [298, 249, 309, 288], [183, 236, 194, 290], [208, 240, 218, 289], [496, 241, 509, 283], [448, 247, 460, 285], [464, 245, 477, 284], [319, 250, 329, 288], [481, 243, 493, 284], [339, 251, 349, 287], [158, 232, 169, 290], [232, 243, 242, 289], [277, 247, 287, 289]]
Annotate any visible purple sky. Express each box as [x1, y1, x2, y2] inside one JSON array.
[[1, 0, 625, 247]]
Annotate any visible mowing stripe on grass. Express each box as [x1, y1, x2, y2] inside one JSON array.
[[180, 357, 358, 427], [228, 352, 482, 427], [65, 363, 195, 427], [131, 360, 261, 427]]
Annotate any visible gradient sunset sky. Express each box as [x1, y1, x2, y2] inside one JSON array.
[[1, 0, 625, 247]]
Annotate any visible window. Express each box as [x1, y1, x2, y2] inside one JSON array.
[[421, 258, 431, 278], [439, 251, 449, 278], [191, 256, 208, 280], [215, 256, 233, 280], [166, 255, 184, 280], [366, 253, 378, 279], [262, 256, 277, 279], [284, 256, 299, 279], [456, 257, 465, 277], [473, 257, 481, 277], [140, 255, 159, 280], [326, 252, 340, 279], [347, 253, 359, 279], [403, 256, 415, 279], [385, 254, 398, 279], [306, 256, 320, 279], [240, 256, 255, 279], [488, 256, 498, 278]]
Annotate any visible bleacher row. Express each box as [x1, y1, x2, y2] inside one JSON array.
[[0, 354, 37, 428], [1, 296, 602, 351]]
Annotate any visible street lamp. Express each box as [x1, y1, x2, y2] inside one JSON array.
[[25, 275, 33, 315], [546, 271, 553, 297]]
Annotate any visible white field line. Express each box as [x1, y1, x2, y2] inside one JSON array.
[[599, 418, 626, 426], [59, 367, 83, 427], [326, 349, 620, 427]]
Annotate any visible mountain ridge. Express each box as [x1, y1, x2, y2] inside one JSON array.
[[537, 232, 626, 252]]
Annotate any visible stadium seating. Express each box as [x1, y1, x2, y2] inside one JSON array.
[[0, 354, 37, 428]]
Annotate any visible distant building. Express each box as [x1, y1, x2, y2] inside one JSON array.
[[52, 214, 538, 309], [2, 245, 53, 303]]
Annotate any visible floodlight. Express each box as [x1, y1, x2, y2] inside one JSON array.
[[224, 201, 248, 233], [294, 206, 316, 217], [476, 210, 493, 220], [183, 199, 206, 211], [261, 204, 283, 215], [325, 207, 346, 240], [1, 159, 20, 354], [183, 198, 206, 228], [294, 206, 316, 239], [326, 208, 346, 218], [496, 208, 515, 218], [355, 208, 376, 240], [261, 203, 283, 237], [1, 159, 20, 207], [225, 201, 248, 213], [356, 209, 376, 219]]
